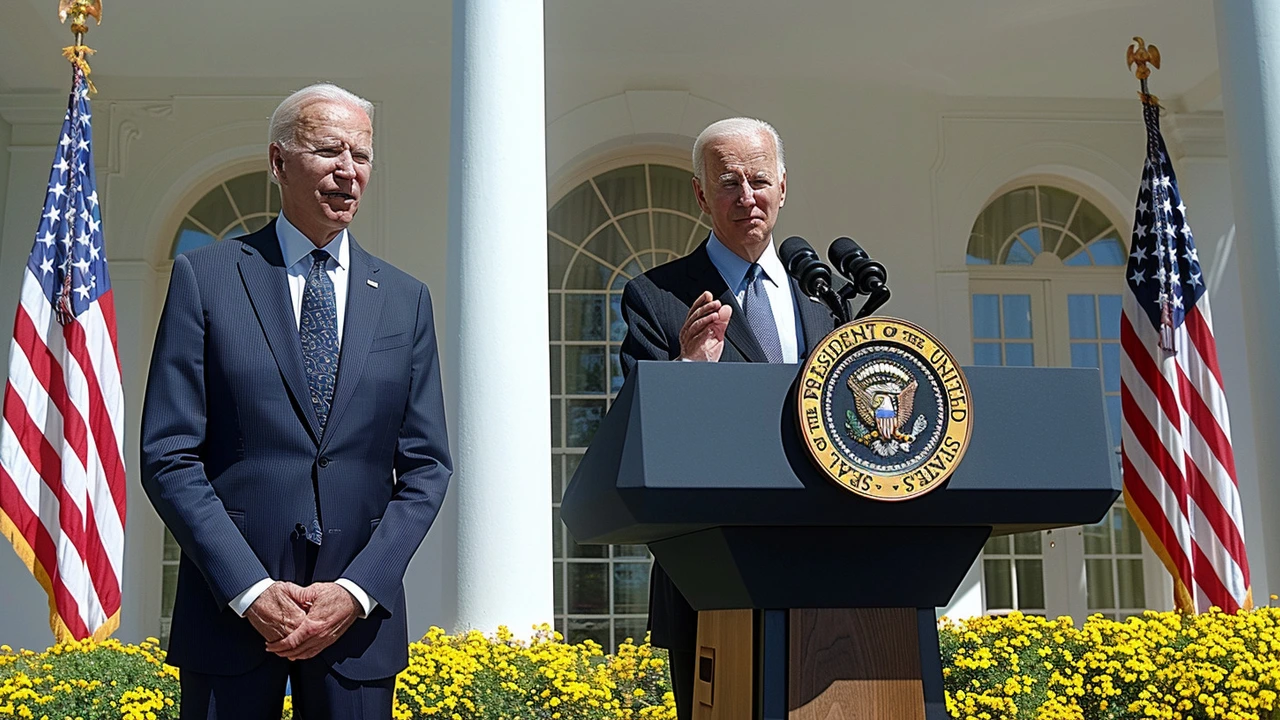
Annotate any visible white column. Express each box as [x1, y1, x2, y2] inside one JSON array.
[[1215, 0, 1280, 599], [446, 0, 554, 634]]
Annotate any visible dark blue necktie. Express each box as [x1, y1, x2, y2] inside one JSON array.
[[299, 248, 338, 544], [742, 263, 784, 363]]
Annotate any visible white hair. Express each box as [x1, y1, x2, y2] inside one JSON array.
[[692, 117, 786, 186], [268, 82, 375, 156]]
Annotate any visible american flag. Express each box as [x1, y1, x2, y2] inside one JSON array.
[[1119, 99, 1251, 614], [0, 66, 125, 641]]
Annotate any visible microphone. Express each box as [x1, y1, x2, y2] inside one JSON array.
[[828, 236, 888, 295], [779, 236, 847, 324]]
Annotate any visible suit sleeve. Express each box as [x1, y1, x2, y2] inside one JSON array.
[[619, 279, 674, 380], [340, 284, 453, 607], [140, 254, 270, 607]]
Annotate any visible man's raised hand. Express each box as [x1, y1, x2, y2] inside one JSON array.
[[678, 291, 732, 362]]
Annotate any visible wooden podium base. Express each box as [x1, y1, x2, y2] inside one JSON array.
[[692, 608, 946, 720]]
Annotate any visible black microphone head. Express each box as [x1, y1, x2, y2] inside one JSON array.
[[777, 235, 832, 298], [778, 235, 816, 273], [828, 236, 868, 272]]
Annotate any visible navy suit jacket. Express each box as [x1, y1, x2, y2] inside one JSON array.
[[618, 237, 835, 650], [140, 221, 452, 681]]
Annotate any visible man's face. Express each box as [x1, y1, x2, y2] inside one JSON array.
[[692, 130, 787, 258], [269, 99, 373, 241]]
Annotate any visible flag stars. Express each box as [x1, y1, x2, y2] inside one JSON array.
[[59, 134, 71, 147], [1131, 269, 1147, 286], [49, 183, 66, 200], [74, 284, 91, 301], [86, 191, 98, 208], [53, 157, 70, 174], [1190, 271, 1203, 287], [1131, 245, 1149, 263], [1161, 199, 1173, 213], [39, 256, 54, 276]]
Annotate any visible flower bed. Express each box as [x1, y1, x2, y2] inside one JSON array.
[[6, 609, 1280, 719], [940, 608, 1280, 719]]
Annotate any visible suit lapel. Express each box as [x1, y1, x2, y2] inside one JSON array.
[[237, 223, 322, 445], [685, 239, 767, 363], [793, 276, 838, 358], [319, 240, 385, 452]]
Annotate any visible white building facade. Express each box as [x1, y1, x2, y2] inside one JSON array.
[[0, 0, 1277, 653]]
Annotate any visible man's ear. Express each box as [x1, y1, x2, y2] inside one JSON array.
[[778, 171, 787, 209], [692, 176, 711, 215], [268, 143, 286, 184]]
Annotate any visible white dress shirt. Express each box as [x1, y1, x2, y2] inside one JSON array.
[[705, 231, 803, 363], [228, 212, 375, 619]]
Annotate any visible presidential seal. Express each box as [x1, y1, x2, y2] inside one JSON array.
[[797, 318, 972, 501]]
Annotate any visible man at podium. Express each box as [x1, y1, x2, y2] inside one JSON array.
[[618, 117, 836, 720]]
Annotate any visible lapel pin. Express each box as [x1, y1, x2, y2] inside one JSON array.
[[367, 279, 379, 289]]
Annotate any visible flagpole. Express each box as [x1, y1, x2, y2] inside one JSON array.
[[1127, 36, 1161, 107], [58, 0, 102, 90]]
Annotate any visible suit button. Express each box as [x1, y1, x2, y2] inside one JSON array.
[[318, 456, 330, 468]]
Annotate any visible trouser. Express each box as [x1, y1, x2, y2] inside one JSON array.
[[180, 657, 395, 720]]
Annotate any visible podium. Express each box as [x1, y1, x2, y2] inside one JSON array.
[[561, 361, 1118, 720]]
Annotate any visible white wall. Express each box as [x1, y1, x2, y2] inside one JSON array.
[[0, 70, 1273, 648]]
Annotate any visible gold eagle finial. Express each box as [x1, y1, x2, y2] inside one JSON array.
[[58, 0, 103, 36], [1127, 36, 1160, 81]]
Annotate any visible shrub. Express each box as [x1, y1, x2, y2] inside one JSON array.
[[939, 608, 1280, 720]]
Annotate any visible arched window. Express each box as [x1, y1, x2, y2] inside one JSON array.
[[171, 171, 278, 257], [967, 183, 1158, 621], [548, 162, 710, 651]]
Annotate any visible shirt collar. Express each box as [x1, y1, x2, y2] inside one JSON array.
[[706, 230, 786, 291], [276, 212, 349, 271]]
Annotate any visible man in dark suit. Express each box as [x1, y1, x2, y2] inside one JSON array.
[[140, 83, 452, 719], [619, 118, 835, 720]]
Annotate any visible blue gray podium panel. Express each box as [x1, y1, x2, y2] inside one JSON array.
[[561, 361, 1118, 610]]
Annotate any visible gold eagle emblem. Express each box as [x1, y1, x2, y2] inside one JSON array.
[[845, 361, 928, 457]]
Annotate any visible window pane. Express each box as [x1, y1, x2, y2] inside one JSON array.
[[566, 530, 607, 558], [566, 255, 611, 290], [173, 220, 216, 257], [615, 617, 648, 649], [549, 293, 562, 340], [161, 564, 179, 618], [651, 212, 697, 254], [1068, 295, 1098, 339], [1090, 237, 1126, 266], [1038, 186, 1078, 228], [564, 453, 584, 488], [550, 345, 562, 396], [567, 563, 610, 614], [549, 236, 576, 288], [163, 529, 181, 561], [1064, 249, 1094, 266], [1083, 521, 1112, 554], [984, 560, 1013, 610], [1001, 295, 1032, 339], [565, 346, 607, 395], [609, 293, 627, 342], [1099, 296, 1122, 339], [1086, 559, 1117, 609], [554, 561, 564, 615], [1018, 228, 1042, 255], [188, 185, 239, 240], [1102, 343, 1121, 393], [648, 166, 700, 218], [566, 617, 611, 649], [984, 535, 1010, 554], [552, 508, 563, 557], [548, 183, 609, 244], [584, 224, 634, 270], [615, 544, 650, 558], [592, 166, 648, 216], [1055, 237, 1083, 263], [1013, 532, 1042, 555], [1068, 200, 1113, 246], [1005, 240, 1035, 265], [1015, 559, 1045, 610], [974, 343, 1002, 366], [972, 187, 1037, 264], [242, 215, 271, 234], [564, 294, 606, 341], [552, 453, 563, 504], [551, 399, 562, 448], [615, 213, 653, 257], [1106, 395, 1121, 447], [1004, 343, 1034, 367], [972, 295, 1000, 339], [613, 563, 650, 614], [1071, 343, 1099, 370], [566, 399, 607, 447], [1117, 507, 1145, 554], [226, 172, 268, 218], [1117, 559, 1146, 608]]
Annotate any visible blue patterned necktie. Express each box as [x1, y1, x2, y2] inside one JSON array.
[[299, 248, 338, 545], [742, 263, 784, 363]]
